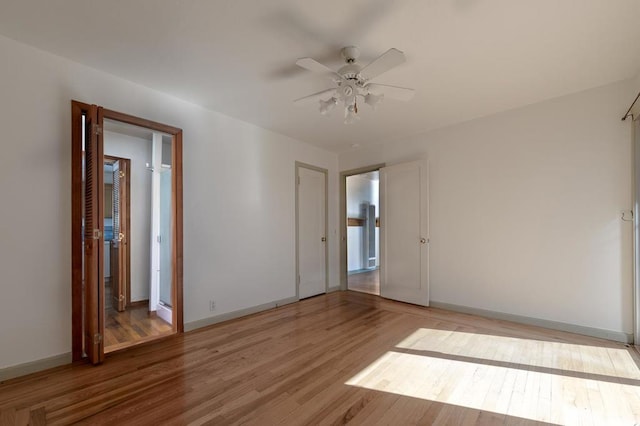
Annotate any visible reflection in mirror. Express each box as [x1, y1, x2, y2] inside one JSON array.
[[99, 119, 174, 352]]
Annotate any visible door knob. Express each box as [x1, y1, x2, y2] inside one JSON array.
[[321, 237, 326, 242], [420, 238, 427, 244]]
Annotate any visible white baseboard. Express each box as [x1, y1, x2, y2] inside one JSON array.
[[1, 296, 300, 381], [156, 303, 172, 324], [0, 352, 71, 383], [184, 296, 298, 332], [430, 300, 633, 344]]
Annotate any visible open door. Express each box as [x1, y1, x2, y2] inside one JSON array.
[[84, 105, 105, 364], [72, 101, 184, 362], [379, 160, 429, 306], [110, 159, 128, 312]]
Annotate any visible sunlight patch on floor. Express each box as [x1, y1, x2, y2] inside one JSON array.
[[346, 351, 640, 424], [395, 328, 640, 380]]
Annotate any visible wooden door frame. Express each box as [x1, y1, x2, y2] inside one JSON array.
[[339, 164, 385, 291], [295, 162, 329, 300], [104, 155, 132, 308], [72, 101, 184, 362]]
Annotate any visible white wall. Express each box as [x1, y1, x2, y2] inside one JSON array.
[[633, 72, 640, 95], [340, 79, 634, 335], [104, 131, 152, 302], [0, 34, 339, 370], [346, 175, 373, 217]]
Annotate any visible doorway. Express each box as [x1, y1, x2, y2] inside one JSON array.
[[296, 162, 328, 299], [341, 161, 430, 306], [346, 170, 380, 295], [71, 101, 184, 364], [104, 156, 131, 313], [101, 123, 175, 353]]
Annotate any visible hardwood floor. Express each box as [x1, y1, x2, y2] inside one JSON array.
[[104, 304, 174, 353], [348, 269, 379, 295], [1, 291, 640, 425]]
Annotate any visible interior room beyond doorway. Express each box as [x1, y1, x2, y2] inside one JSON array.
[[346, 170, 380, 295], [102, 119, 175, 353]]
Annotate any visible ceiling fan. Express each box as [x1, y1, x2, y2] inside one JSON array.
[[294, 46, 415, 124]]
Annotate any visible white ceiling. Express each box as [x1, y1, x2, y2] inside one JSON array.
[[1, 0, 639, 152]]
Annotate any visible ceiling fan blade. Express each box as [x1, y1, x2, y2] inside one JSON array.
[[293, 88, 336, 104], [360, 48, 406, 81], [295, 57, 342, 80], [366, 83, 415, 101]]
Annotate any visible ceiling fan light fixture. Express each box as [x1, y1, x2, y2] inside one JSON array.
[[319, 97, 337, 115], [365, 93, 384, 109], [344, 104, 360, 125], [295, 46, 414, 124]]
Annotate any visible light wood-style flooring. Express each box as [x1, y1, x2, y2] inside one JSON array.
[[1, 291, 640, 425], [348, 269, 379, 295]]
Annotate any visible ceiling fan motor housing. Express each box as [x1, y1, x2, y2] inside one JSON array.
[[341, 46, 360, 63], [338, 63, 362, 81], [338, 81, 361, 105]]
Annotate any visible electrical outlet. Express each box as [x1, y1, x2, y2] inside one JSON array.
[[209, 300, 215, 311]]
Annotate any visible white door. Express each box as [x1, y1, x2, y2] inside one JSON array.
[[380, 160, 429, 306], [298, 166, 327, 299]]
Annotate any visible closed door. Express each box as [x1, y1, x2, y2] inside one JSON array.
[[380, 160, 429, 306], [297, 166, 327, 299]]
